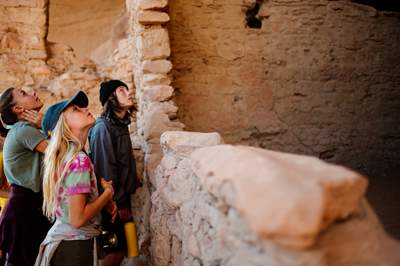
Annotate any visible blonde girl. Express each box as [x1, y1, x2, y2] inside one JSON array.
[[36, 91, 116, 266]]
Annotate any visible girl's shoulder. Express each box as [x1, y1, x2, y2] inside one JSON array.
[[63, 151, 95, 192], [67, 151, 93, 173]]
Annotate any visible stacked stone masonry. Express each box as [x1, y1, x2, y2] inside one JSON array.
[[0, 0, 48, 90], [127, 0, 184, 178], [168, 0, 400, 237], [151, 131, 400, 266], [0, 0, 133, 116], [125, 0, 184, 262], [1, 0, 400, 265]]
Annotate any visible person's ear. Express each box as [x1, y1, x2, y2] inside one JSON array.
[[12, 105, 24, 114]]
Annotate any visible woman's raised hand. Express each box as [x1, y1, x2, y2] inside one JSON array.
[[22, 110, 43, 128]]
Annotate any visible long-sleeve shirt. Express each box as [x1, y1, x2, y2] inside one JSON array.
[[88, 115, 137, 209]]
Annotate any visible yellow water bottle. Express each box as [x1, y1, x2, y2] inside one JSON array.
[[124, 221, 139, 257]]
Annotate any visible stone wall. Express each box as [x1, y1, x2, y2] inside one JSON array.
[[0, 0, 136, 114], [151, 131, 400, 266], [1, 0, 400, 263], [125, 0, 185, 261], [168, 0, 400, 237], [0, 1, 148, 262], [0, 0, 49, 89]]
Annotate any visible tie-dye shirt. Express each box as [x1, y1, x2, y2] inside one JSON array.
[[55, 150, 101, 230]]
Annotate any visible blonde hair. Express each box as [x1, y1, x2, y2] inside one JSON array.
[[42, 113, 84, 221]]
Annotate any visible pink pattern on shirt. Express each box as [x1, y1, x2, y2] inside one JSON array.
[[54, 151, 100, 226], [66, 184, 91, 196], [65, 153, 92, 173]]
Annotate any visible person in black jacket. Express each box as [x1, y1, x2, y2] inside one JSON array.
[[89, 80, 137, 266]]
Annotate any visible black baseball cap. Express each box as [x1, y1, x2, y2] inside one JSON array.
[[99, 79, 128, 106], [42, 90, 89, 136]]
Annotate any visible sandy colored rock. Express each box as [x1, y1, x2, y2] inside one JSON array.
[[191, 145, 368, 249], [0, 0, 46, 8], [142, 104, 184, 140], [143, 85, 174, 102], [30, 65, 51, 75], [139, 28, 171, 60], [143, 59, 172, 74], [160, 131, 223, 156], [0, 7, 46, 25], [1, 32, 21, 49], [150, 134, 399, 266], [24, 49, 47, 59], [142, 74, 171, 87], [90, 14, 128, 66], [159, 101, 179, 118], [47, 0, 126, 59], [138, 10, 170, 24], [139, 0, 168, 10], [317, 200, 400, 266], [2, 0, 399, 264], [168, 1, 400, 211]]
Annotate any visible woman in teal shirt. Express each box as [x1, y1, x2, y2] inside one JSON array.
[[0, 87, 51, 266]]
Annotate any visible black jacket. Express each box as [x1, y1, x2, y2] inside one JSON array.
[[88, 114, 137, 209]]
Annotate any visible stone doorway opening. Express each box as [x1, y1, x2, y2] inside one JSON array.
[[47, 0, 127, 62], [44, 0, 134, 118]]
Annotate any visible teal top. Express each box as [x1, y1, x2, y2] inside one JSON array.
[[3, 122, 46, 192]]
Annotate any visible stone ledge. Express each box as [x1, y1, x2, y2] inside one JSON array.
[[161, 131, 223, 156], [142, 73, 171, 86], [139, 0, 168, 11], [142, 106, 184, 141], [190, 145, 368, 249], [138, 10, 170, 24], [143, 59, 172, 74]]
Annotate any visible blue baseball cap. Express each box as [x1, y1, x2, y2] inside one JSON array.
[[42, 91, 89, 136]]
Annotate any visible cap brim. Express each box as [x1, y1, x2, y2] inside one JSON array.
[[64, 91, 89, 110]]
